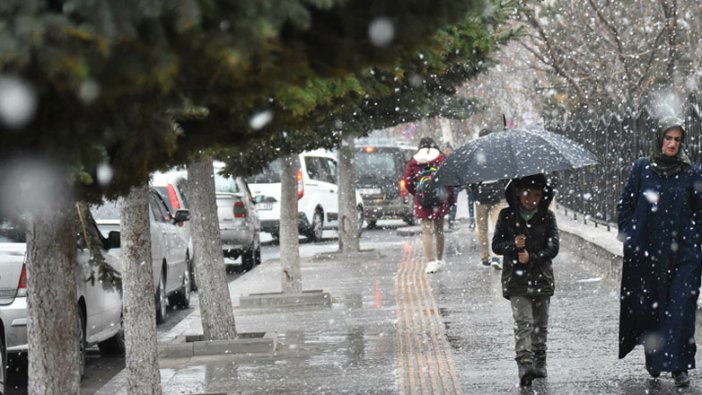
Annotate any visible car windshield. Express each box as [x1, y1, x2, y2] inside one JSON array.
[[214, 174, 241, 193], [247, 159, 283, 184], [354, 151, 397, 177], [0, 218, 26, 243], [91, 200, 121, 221]]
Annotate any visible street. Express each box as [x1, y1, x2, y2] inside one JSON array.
[[90, 213, 702, 395]]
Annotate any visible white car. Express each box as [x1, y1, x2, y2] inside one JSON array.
[[0, 205, 124, 386], [92, 189, 192, 325], [247, 149, 364, 241]]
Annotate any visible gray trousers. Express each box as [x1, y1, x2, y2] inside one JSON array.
[[510, 296, 550, 364]]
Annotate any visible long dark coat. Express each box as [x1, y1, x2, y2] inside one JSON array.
[[492, 175, 559, 299], [617, 157, 702, 372]]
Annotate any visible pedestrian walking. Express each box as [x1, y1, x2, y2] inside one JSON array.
[[404, 137, 455, 273], [470, 129, 508, 269], [442, 142, 458, 229], [617, 116, 702, 388], [492, 173, 559, 387]]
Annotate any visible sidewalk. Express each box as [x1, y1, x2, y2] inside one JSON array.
[[95, 212, 702, 394]]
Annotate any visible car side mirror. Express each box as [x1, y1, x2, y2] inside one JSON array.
[[173, 209, 191, 224], [107, 231, 121, 250]]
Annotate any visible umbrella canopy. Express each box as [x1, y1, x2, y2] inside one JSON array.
[[435, 127, 599, 186]]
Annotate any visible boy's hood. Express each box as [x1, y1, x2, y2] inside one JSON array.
[[413, 148, 441, 164], [504, 174, 555, 211]]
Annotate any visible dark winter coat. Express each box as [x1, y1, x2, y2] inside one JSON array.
[[492, 176, 559, 299], [617, 157, 702, 371], [404, 148, 455, 220]]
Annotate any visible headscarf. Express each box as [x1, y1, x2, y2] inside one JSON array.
[[648, 115, 691, 177]]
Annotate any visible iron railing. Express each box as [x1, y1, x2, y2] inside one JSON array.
[[552, 94, 702, 230]]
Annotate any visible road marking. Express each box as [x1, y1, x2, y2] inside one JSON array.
[[395, 240, 463, 394]]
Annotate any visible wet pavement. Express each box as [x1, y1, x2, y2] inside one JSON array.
[[95, 220, 702, 394]]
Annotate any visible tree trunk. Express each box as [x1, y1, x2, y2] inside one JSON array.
[[121, 184, 161, 394], [280, 154, 302, 293], [187, 159, 237, 340], [26, 198, 81, 394], [337, 135, 361, 253]]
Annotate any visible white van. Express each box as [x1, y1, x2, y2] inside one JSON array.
[[247, 150, 364, 241]]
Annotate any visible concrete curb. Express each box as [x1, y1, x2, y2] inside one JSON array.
[[238, 289, 332, 308], [158, 332, 276, 358], [560, 230, 623, 285], [312, 249, 383, 262]]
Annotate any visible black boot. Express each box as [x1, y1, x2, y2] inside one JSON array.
[[673, 370, 690, 388], [644, 353, 660, 379], [533, 352, 547, 378], [518, 362, 535, 387]]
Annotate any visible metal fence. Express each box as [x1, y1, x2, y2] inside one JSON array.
[[552, 94, 702, 230]]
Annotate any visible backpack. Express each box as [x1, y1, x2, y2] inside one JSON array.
[[416, 165, 448, 208]]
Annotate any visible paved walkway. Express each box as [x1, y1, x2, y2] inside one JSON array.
[[96, 216, 702, 394]]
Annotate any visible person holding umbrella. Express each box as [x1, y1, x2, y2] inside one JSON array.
[[404, 137, 454, 273], [492, 173, 559, 387], [617, 116, 702, 387]]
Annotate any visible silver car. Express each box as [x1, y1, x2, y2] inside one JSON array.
[[213, 163, 261, 272], [92, 189, 192, 325], [0, 205, 124, 388]]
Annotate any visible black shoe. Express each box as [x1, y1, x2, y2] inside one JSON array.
[[533, 357, 547, 378], [518, 364, 535, 387], [644, 353, 660, 379], [673, 370, 690, 388]]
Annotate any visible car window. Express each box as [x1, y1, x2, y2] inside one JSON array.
[[214, 173, 240, 193], [91, 200, 121, 221], [325, 158, 338, 184], [354, 151, 398, 177], [153, 186, 173, 212], [176, 179, 189, 208], [0, 218, 25, 243], [307, 157, 335, 183], [247, 157, 301, 184], [149, 192, 172, 223]]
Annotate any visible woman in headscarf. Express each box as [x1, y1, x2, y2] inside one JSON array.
[[617, 116, 702, 387]]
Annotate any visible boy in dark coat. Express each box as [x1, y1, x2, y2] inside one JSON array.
[[492, 174, 559, 387]]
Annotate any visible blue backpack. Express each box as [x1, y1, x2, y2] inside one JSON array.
[[416, 165, 448, 208]]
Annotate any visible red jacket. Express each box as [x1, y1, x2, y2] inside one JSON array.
[[404, 149, 455, 220]]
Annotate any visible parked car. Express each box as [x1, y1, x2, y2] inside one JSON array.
[[354, 141, 416, 227], [0, 205, 124, 386], [212, 162, 261, 271], [91, 189, 192, 325], [151, 169, 197, 290], [247, 150, 365, 241]]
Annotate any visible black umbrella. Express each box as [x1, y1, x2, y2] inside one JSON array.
[[435, 127, 599, 186]]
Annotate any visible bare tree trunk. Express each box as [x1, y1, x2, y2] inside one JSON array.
[[280, 154, 302, 293], [187, 159, 237, 339], [121, 184, 161, 394], [27, 198, 80, 394], [337, 135, 361, 253]]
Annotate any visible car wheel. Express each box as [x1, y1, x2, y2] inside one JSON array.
[[169, 265, 191, 309], [367, 220, 378, 229], [356, 205, 365, 237], [0, 329, 6, 394], [188, 256, 198, 292], [242, 243, 256, 272], [98, 315, 125, 355], [308, 210, 324, 241], [155, 271, 168, 325], [77, 309, 86, 379], [254, 235, 262, 266]]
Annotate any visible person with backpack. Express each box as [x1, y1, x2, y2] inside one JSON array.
[[404, 137, 454, 273]]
